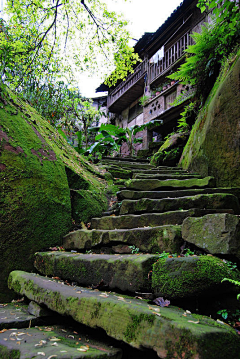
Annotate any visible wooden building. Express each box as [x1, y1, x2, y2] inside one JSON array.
[[96, 0, 212, 155]]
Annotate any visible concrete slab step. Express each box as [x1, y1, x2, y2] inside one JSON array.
[[90, 208, 233, 230], [8, 271, 240, 358], [119, 193, 240, 215], [0, 324, 122, 358], [125, 176, 215, 191], [117, 187, 240, 201], [63, 225, 182, 254], [34, 252, 158, 293]]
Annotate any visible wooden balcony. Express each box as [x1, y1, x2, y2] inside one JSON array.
[[149, 31, 193, 84], [107, 59, 147, 113]]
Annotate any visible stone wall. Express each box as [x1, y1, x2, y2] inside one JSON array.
[[180, 51, 240, 187]]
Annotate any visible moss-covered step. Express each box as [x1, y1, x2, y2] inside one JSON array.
[[182, 213, 240, 259], [34, 252, 158, 293], [0, 324, 122, 359], [8, 271, 240, 359], [103, 162, 155, 170], [0, 303, 40, 330], [90, 208, 229, 230], [131, 168, 189, 174], [102, 156, 149, 163], [152, 255, 240, 300], [117, 187, 240, 201], [119, 193, 240, 215], [63, 225, 182, 254], [124, 176, 215, 191], [133, 173, 202, 180], [108, 168, 132, 179]]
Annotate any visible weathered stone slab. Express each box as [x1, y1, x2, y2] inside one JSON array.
[[35, 252, 158, 292], [125, 176, 215, 191], [119, 193, 240, 215], [0, 303, 38, 330], [133, 173, 202, 180], [63, 225, 182, 254], [90, 209, 230, 230], [152, 256, 240, 300], [131, 168, 189, 174], [0, 324, 122, 359], [28, 301, 53, 317], [8, 271, 240, 359], [103, 162, 155, 170], [182, 213, 240, 259], [108, 167, 132, 179], [117, 187, 240, 201]]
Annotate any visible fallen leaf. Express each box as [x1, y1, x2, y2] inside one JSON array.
[[188, 320, 199, 324], [0, 329, 8, 333], [37, 353, 45, 356], [153, 297, 170, 307]]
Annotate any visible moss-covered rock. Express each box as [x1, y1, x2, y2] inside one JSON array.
[[34, 252, 158, 292], [8, 270, 240, 358], [119, 193, 240, 215], [124, 176, 215, 191], [63, 225, 182, 254], [182, 213, 240, 259], [117, 187, 240, 201], [152, 255, 240, 299], [180, 51, 240, 187], [90, 208, 226, 230], [0, 86, 107, 301], [150, 132, 188, 166]]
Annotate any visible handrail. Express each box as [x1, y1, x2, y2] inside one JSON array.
[[107, 59, 147, 108], [149, 30, 193, 83]]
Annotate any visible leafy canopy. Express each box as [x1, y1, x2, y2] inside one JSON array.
[[2, 0, 139, 88]]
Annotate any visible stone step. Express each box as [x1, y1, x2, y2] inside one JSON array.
[[8, 271, 240, 358], [90, 208, 233, 230], [103, 162, 155, 170], [35, 252, 158, 293], [63, 225, 182, 253], [0, 324, 121, 359], [119, 193, 240, 215], [0, 303, 39, 330], [117, 187, 240, 201], [124, 176, 215, 191], [182, 213, 240, 260], [102, 156, 149, 163], [133, 173, 202, 180]]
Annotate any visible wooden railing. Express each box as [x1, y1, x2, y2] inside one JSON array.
[[149, 31, 193, 83], [107, 59, 148, 108]]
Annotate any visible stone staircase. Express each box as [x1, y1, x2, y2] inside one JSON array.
[[2, 156, 240, 358]]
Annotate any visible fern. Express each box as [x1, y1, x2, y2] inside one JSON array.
[[222, 278, 240, 300]]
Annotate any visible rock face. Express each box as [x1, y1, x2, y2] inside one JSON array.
[[182, 213, 240, 258], [180, 51, 240, 187], [0, 87, 107, 301]]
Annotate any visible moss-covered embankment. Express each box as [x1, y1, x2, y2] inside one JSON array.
[[180, 50, 240, 186], [0, 86, 108, 301]]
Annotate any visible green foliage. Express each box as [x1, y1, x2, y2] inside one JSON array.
[[139, 95, 150, 107], [3, 0, 139, 89], [222, 259, 238, 271], [129, 245, 140, 254], [177, 101, 197, 132], [222, 278, 240, 300], [168, 0, 240, 103], [89, 120, 162, 157], [217, 309, 229, 320]]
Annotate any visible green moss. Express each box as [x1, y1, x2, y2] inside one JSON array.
[[0, 346, 20, 359], [180, 50, 240, 187], [0, 86, 110, 301], [152, 256, 240, 299], [124, 312, 155, 343]]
